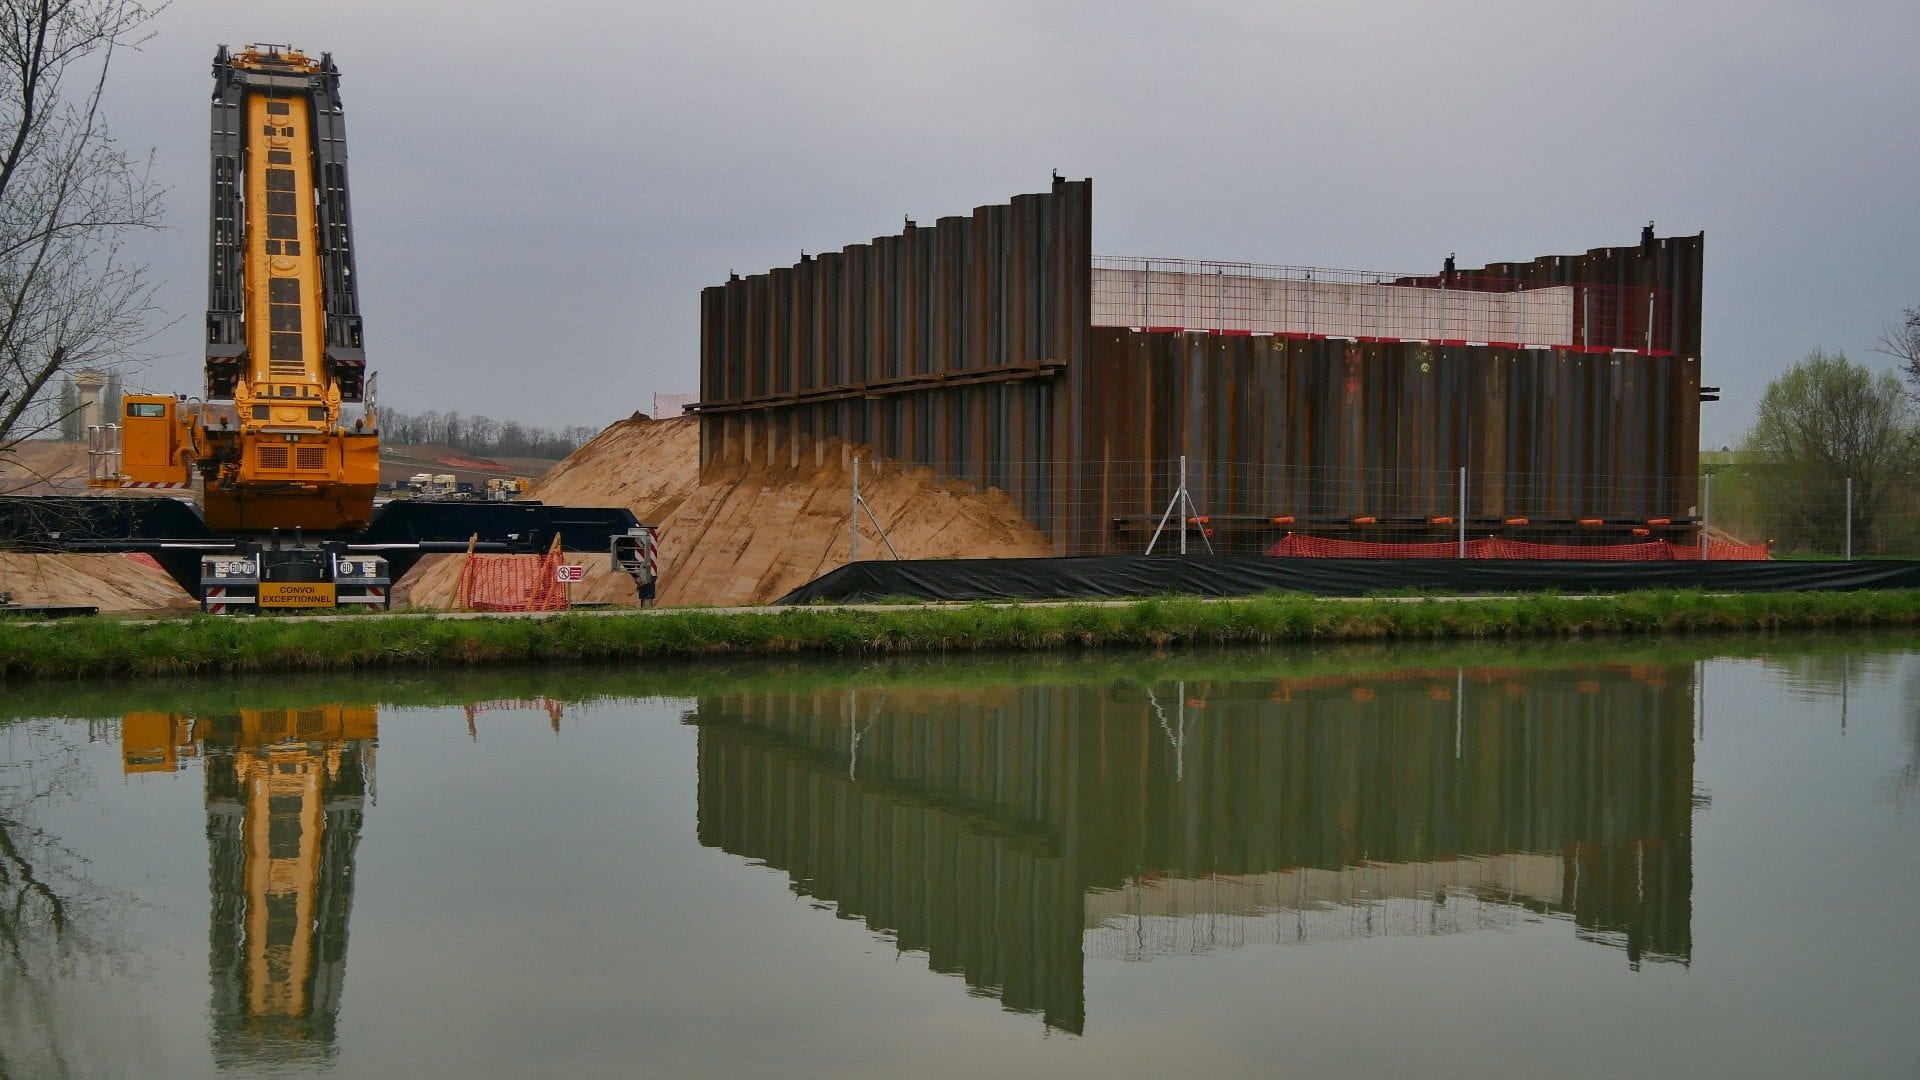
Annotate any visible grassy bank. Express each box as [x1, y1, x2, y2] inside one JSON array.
[[5, 589, 1920, 682]]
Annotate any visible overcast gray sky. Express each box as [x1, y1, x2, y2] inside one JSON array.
[[100, 0, 1919, 447]]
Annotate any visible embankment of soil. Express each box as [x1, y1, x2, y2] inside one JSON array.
[[0, 552, 196, 612], [403, 415, 1052, 609]]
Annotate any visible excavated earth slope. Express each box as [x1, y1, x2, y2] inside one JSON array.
[[402, 415, 1052, 609], [0, 553, 196, 612], [3, 444, 198, 611]]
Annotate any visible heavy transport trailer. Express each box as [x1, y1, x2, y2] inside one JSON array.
[[0, 495, 648, 612]]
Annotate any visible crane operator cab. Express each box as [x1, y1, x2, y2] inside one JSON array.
[[87, 394, 195, 489]]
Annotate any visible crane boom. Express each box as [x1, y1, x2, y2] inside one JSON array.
[[199, 43, 377, 532]]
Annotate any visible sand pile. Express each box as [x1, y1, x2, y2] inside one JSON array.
[[1, 440, 90, 495], [404, 415, 1051, 608], [0, 552, 195, 612], [3, 444, 199, 611]]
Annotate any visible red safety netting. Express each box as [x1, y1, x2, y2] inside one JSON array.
[[1669, 538, 1774, 561], [455, 546, 570, 611], [1266, 535, 1770, 561]]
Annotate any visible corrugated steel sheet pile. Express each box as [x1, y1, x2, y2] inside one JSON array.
[[697, 178, 1704, 555]]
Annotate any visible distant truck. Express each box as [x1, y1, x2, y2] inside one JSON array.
[[399, 473, 465, 498], [485, 477, 530, 501]]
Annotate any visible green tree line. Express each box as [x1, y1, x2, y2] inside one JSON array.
[[1725, 305, 1920, 555]]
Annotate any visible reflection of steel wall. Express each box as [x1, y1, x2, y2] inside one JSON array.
[[697, 180, 1090, 537], [694, 687, 1087, 1032], [696, 181, 1704, 554], [691, 664, 1696, 1033]]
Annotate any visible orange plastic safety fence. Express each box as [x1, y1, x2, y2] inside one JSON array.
[[455, 550, 570, 611], [1668, 538, 1772, 561], [1266, 534, 1770, 561]]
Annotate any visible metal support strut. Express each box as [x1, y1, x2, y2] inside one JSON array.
[[1145, 455, 1214, 555], [848, 457, 900, 562]]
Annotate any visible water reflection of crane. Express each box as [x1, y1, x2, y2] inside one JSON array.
[[122, 706, 375, 1070]]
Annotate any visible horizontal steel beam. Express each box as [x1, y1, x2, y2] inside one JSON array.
[[692, 360, 1067, 415]]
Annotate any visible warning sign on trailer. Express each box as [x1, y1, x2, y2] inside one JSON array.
[[556, 565, 585, 583], [258, 582, 337, 608]]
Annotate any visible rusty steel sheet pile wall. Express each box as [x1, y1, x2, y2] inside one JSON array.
[[698, 180, 1704, 556], [697, 179, 1090, 540], [1393, 231, 1704, 358], [1069, 233, 1703, 554], [1074, 332, 1702, 553]]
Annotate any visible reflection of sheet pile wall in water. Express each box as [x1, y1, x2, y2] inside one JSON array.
[[692, 665, 1694, 1034], [1082, 853, 1563, 959], [695, 687, 1088, 1032], [1085, 870, 1549, 960], [122, 707, 375, 1070]]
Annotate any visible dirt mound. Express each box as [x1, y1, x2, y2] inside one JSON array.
[[405, 415, 1051, 608], [0, 552, 194, 612], [1, 440, 90, 495]]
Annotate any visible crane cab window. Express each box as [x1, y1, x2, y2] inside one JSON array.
[[265, 101, 291, 116], [127, 402, 168, 418]]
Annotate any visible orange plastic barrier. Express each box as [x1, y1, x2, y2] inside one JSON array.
[[455, 547, 570, 611], [1266, 534, 1769, 561]]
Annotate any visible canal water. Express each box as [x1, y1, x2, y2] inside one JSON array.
[[2, 638, 1917, 1078]]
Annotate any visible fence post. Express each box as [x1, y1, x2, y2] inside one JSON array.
[[1700, 471, 1712, 559], [850, 456, 860, 563], [1179, 455, 1189, 556], [1845, 476, 1853, 560], [1458, 466, 1468, 558]]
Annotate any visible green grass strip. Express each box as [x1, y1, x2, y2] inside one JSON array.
[[5, 589, 1920, 684], [4, 628, 1914, 721]]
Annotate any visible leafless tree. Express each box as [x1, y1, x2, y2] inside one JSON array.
[[462, 413, 498, 449], [0, 0, 167, 472], [1881, 304, 1920, 390]]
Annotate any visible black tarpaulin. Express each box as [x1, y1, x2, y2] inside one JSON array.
[[775, 556, 1920, 605]]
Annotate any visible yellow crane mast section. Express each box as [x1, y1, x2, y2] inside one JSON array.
[[105, 45, 378, 533], [240, 75, 329, 418]]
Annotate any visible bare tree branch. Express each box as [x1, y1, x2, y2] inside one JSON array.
[[0, 0, 166, 467], [1880, 305, 1920, 390]]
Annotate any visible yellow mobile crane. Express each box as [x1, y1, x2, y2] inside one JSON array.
[[94, 45, 384, 609], [109, 45, 377, 530], [4, 44, 649, 612]]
